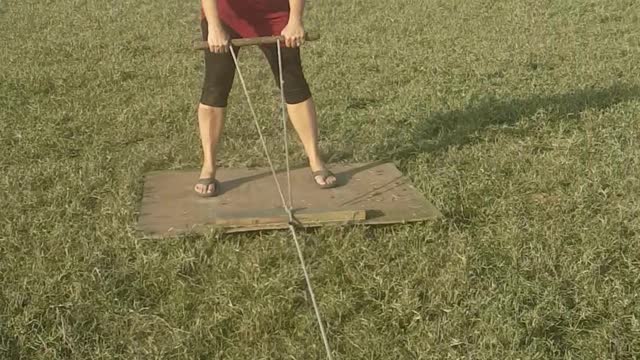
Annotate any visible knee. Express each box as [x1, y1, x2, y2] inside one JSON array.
[[198, 102, 224, 111], [200, 86, 231, 107], [281, 66, 312, 104], [284, 85, 312, 104]]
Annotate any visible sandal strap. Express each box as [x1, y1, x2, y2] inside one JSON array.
[[312, 170, 334, 178], [197, 178, 218, 186], [195, 178, 219, 197]]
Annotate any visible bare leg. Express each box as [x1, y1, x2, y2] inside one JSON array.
[[286, 97, 336, 186], [195, 103, 225, 195]]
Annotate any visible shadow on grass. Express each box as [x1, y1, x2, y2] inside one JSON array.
[[377, 83, 640, 160]]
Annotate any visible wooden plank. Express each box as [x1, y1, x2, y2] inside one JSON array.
[[137, 162, 442, 237], [214, 209, 366, 227]]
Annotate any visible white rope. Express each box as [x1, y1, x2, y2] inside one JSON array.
[[277, 39, 293, 210], [229, 46, 289, 215], [229, 44, 334, 360], [288, 224, 333, 360]]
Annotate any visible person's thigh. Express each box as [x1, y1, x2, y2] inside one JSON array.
[[260, 44, 312, 104], [200, 20, 240, 107]]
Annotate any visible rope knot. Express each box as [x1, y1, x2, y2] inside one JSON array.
[[285, 207, 299, 227]]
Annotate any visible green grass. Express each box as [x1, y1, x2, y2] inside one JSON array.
[[1, 0, 640, 358]]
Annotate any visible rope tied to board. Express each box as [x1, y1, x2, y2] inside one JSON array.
[[228, 39, 334, 360]]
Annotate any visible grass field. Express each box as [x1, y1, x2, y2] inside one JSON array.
[[1, 0, 640, 358]]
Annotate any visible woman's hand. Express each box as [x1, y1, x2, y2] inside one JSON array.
[[207, 23, 230, 53], [281, 19, 305, 48]]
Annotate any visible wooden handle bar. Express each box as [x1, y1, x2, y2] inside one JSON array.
[[193, 32, 319, 50]]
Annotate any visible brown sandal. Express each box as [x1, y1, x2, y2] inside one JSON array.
[[195, 178, 220, 197], [312, 170, 337, 189]]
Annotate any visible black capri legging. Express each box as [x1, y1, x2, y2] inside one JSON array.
[[200, 20, 312, 107]]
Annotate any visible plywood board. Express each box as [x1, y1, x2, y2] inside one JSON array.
[[137, 162, 441, 237]]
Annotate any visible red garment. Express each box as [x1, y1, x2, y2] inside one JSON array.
[[201, 0, 290, 38]]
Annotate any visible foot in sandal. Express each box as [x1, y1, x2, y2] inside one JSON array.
[[311, 169, 337, 189], [310, 158, 337, 188], [194, 170, 220, 197]]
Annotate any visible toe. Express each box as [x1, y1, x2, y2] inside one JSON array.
[[314, 175, 327, 186], [195, 182, 216, 195]]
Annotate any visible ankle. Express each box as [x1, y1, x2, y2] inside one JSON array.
[[200, 164, 216, 176], [308, 158, 325, 170]]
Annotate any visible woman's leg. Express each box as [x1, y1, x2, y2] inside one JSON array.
[[261, 45, 336, 186], [195, 105, 225, 195], [195, 21, 238, 195], [285, 98, 335, 185]]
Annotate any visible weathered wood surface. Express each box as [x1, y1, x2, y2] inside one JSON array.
[[137, 162, 442, 237], [214, 208, 367, 227]]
